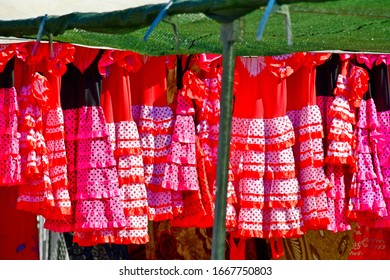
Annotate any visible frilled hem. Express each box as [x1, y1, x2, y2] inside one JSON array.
[[325, 155, 357, 169], [328, 131, 355, 143], [142, 155, 168, 164], [118, 175, 145, 185], [240, 199, 302, 209], [161, 180, 199, 191], [114, 147, 142, 157], [44, 222, 74, 233], [328, 107, 356, 125], [298, 157, 324, 169], [74, 220, 128, 230], [265, 137, 295, 152], [75, 188, 121, 200], [137, 126, 174, 136], [302, 217, 331, 230], [16, 200, 55, 218], [124, 206, 149, 216], [326, 223, 351, 233], [148, 212, 173, 222], [297, 130, 324, 143], [76, 159, 117, 170]]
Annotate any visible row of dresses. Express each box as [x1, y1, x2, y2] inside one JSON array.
[[1, 42, 390, 258]]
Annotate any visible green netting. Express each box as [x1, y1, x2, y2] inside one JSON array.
[[1, 0, 389, 55]]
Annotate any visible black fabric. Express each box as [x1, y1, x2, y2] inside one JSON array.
[[371, 64, 390, 112], [60, 50, 103, 109], [316, 53, 340, 97], [0, 57, 14, 88], [63, 233, 145, 260]]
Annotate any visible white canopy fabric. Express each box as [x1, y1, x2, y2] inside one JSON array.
[[0, 0, 169, 20]]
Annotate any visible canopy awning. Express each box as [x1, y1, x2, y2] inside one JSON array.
[[0, 0, 388, 55]]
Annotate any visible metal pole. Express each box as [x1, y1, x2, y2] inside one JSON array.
[[211, 20, 240, 260]]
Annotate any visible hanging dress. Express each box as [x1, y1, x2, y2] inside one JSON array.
[[168, 55, 214, 228], [14, 43, 55, 218], [371, 61, 390, 227], [55, 46, 126, 246], [324, 55, 369, 232], [286, 52, 332, 230], [129, 55, 178, 221], [37, 43, 75, 221], [347, 66, 387, 223], [0, 45, 39, 260], [231, 54, 305, 240], [349, 55, 390, 260], [194, 54, 238, 229], [0, 44, 20, 186], [90, 49, 149, 244]]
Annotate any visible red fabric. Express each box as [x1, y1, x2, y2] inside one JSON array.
[[130, 56, 169, 107], [287, 52, 332, 110], [233, 57, 264, 118], [72, 46, 100, 73], [0, 44, 16, 72], [0, 187, 39, 260]]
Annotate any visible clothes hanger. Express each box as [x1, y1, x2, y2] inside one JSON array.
[[31, 14, 48, 56], [143, 0, 174, 41], [256, 0, 293, 46]]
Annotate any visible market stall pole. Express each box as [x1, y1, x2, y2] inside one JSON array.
[[211, 20, 241, 260]]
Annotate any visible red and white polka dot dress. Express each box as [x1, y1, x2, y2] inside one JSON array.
[[232, 54, 305, 239], [130, 55, 178, 221], [50, 47, 127, 245], [194, 54, 238, 230], [163, 93, 198, 191], [15, 70, 55, 217], [83, 50, 150, 245], [167, 56, 219, 227], [286, 53, 332, 230], [0, 44, 21, 186], [40, 43, 75, 220]]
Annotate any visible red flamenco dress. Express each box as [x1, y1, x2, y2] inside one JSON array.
[[194, 54, 238, 229], [130, 55, 178, 221], [231, 54, 305, 242], [324, 56, 369, 232], [52, 46, 126, 246], [0, 45, 39, 260], [15, 41, 76, 230], [14, 45, 55, 218], [286, 52, 332, 230], [95, 49, 149, 244], [166, 55, 214, 228]]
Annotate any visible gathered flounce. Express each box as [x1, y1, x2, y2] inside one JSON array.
[[237, 207, 304, 238], [51, 105, 128, 239], [16, 74, 57, 217], [0, 88, 21, 186], [288, 102, 332, 231], [132, 105, 175, 221], [162, 96, 199, 191], [98, 49, 142, 76], [230, 115, 304, 238]]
